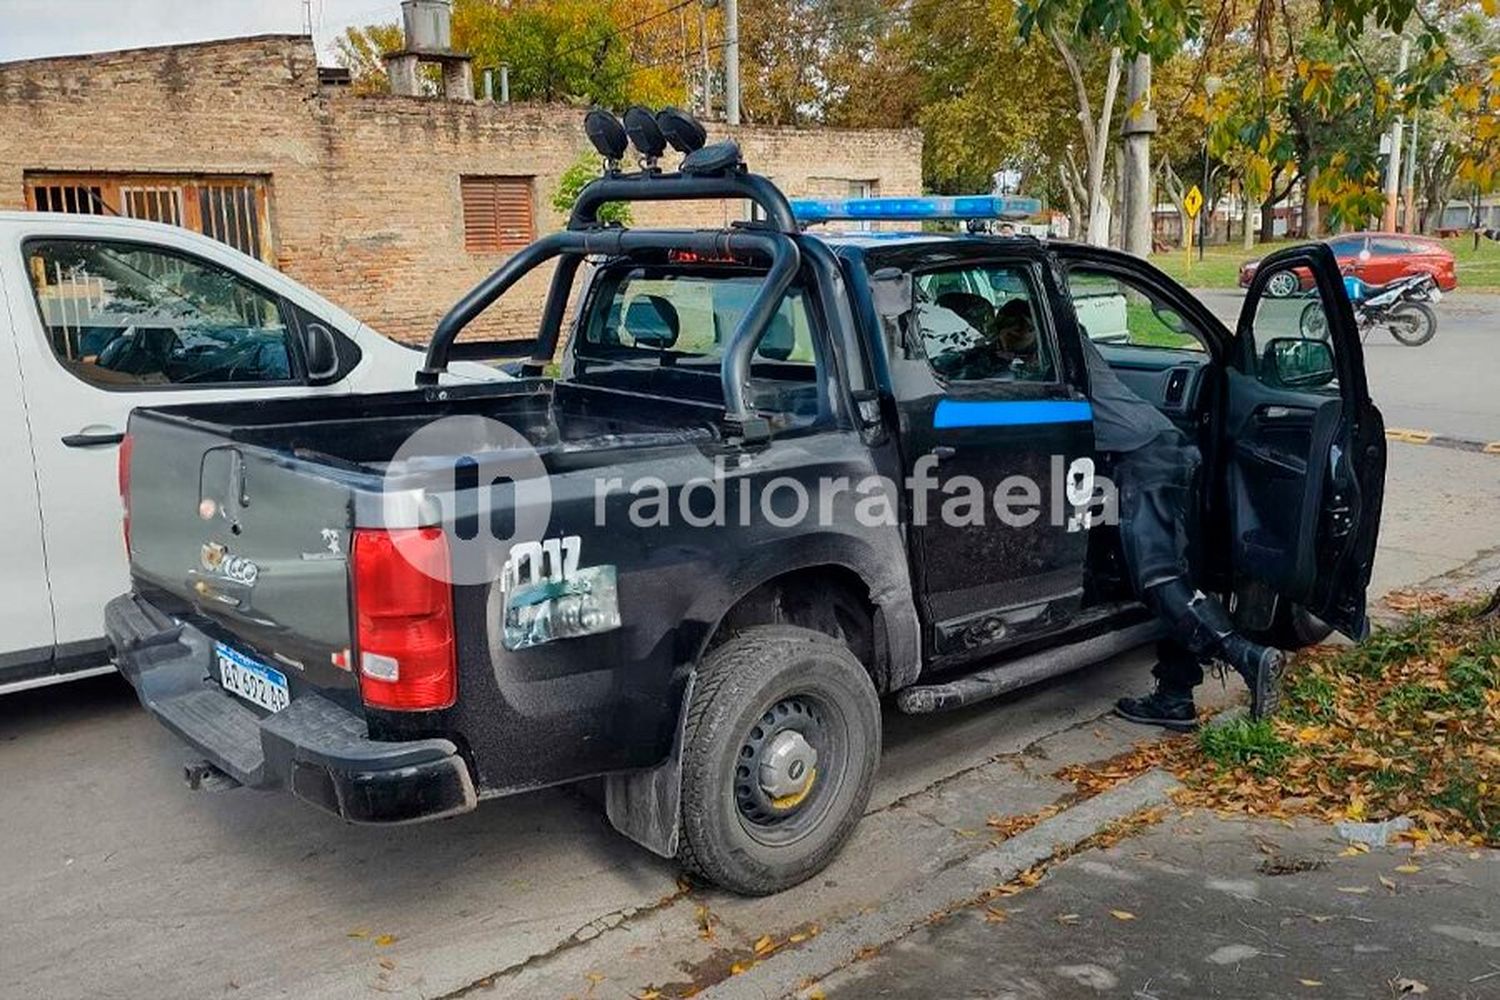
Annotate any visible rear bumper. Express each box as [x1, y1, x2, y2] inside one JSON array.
[[106, 593, 476, 824]]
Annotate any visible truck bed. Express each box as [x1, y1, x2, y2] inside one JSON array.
[[142, 378, 722, 473]]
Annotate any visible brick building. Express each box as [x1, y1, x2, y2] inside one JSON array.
[[0, 35, 923, 343]]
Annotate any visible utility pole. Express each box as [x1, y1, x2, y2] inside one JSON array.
[[1120, 54, 1156, 257], [1382, 35, 1410, 232], [1404, 112, 1420, 233], [699, 3, 712, 117], [723, 0, 741, 125]]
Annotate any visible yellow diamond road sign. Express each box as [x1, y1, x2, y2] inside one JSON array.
[[1184, 185, 1204, 219]]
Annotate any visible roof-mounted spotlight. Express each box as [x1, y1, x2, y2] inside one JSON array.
[[680, 140, 743, 176], [623, 106, 668, 167], [584, 109, 629, 169], [657, 106, 707, 154]]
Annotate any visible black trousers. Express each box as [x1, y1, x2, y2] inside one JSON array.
[[1152, 639, 1205, 690], [1113, 430, 1209, 693]]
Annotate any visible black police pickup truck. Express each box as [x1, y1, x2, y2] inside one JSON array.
[[108, 110, 1384, 895]]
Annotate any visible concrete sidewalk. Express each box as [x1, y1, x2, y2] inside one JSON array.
[[812, 814, 1500, 1000]]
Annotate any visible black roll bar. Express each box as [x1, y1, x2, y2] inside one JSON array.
[[569, 169, 798, 234], [418, 228, 801, 434]]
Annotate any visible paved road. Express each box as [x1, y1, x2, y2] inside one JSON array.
[[2, 297, 1498, 999], [1197, 289, 1500, 443]]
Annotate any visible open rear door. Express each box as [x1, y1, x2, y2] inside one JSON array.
[[1222, 243, 1386, 639]]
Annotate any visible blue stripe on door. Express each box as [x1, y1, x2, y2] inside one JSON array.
[[933, 399, 1094, 429]]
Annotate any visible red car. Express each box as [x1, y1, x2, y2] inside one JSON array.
[[1240, 233, 1458, 296]]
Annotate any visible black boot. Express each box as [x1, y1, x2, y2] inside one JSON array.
[[1145, 580, 1287, 721], [1219, 635, 1286, 721], [1115, 683, 1198, 732]]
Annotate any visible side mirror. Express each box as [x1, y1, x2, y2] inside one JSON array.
[[303, 322, 340, 381], [1266, 337, 1335, 388]]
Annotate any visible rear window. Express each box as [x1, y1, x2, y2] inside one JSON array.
[[580, 267, 817, 372]]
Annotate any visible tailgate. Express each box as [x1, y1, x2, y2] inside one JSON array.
[[125, 409, 361, 696]]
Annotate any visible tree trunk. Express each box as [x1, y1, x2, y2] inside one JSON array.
[[1156, 157, 1184, 248], [1085, 49, 1123, 246], [1050, 30, 1122, 247], [1244, 194, 1258, 250], [1259, 200, 1276, 243], [1303, 168, 1321, 238]]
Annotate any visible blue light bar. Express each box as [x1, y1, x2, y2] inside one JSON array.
[[789, 194, 1042, 224]]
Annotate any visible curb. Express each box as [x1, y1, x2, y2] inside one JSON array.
[[700, 769, 1182, 1000], [1385, 427, 1500, 456]]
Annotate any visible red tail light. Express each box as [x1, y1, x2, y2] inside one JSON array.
[[117, 433, 133, 555], [351, 527, 457, 711]]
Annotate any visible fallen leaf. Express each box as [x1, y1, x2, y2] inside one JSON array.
[[634, 991, 663, 1000], [695, 904, 717, 942], [1336, 886, 1370, 894], [1110, 910, 1136, 921], [1299, 979, 1324, 987], [729, 960, 753, 975], [753, 935, 776, 956], [1392, 978, 1428, 995], [983, 906, 1008, 923], [347, 929, 369, 939], [585, 972, 606, 987], [1055, 913, 1081, 925], [806, 991, 827, 1000], [1394, 864, 1422, 874], [373, 934, 397, 947], [377, 959, 395, 971], [1379, 876, 1397, 890]]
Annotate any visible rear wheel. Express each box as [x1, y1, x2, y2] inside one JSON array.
[[1387, 301, 1436, 347], [1266, 270, 1301, 298], [676, 625, 880, 895]]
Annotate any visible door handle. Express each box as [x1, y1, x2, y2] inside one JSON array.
[[930, 445, 957, 461], [62, 428, 125, 448]]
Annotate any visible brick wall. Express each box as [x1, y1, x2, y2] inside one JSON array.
[[0, 35, 923, 344]]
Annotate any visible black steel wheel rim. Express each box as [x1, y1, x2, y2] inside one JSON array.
[[732, 692, 847, 847]]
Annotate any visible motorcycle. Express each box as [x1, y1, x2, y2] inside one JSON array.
[[1300, 272, 1441, 347]]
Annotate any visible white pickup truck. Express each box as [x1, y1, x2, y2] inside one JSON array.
[[0, 212, 502, 694]]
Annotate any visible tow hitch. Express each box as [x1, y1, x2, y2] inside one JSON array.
[[183, 759, 240, 792]]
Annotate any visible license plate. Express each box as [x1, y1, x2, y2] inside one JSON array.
[[216, 643, 289, 713]]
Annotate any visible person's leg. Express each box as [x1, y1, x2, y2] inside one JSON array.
[[1115, 639, 1204, 731], [1112, 434, 1285, 722], [1142, 578, 1286, 719]]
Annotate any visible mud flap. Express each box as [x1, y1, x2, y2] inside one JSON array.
[[605, 674, 694, 859]]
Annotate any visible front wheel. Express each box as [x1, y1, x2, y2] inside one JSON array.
[[1387, 301, 1436, 347], [1299, 301, 1330, 340], [676, 625, 881, 895], [1263, 603, 1334, 650]]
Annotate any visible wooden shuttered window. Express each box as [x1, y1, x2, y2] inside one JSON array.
[[460, 175, 535, 253]]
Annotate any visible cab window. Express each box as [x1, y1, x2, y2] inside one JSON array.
[[582, 267, 818, 375], [24, 239, 296, 389], [1066, 269, 1205, 351], [911, 264, 1054, 382]]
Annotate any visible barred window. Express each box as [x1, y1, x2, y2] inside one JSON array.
[[24, 172, 272, 262]]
